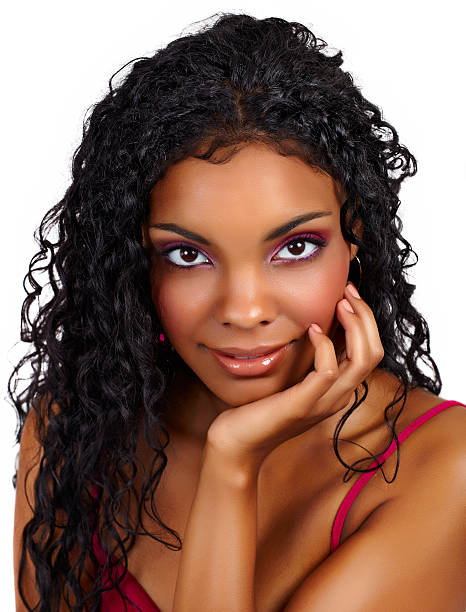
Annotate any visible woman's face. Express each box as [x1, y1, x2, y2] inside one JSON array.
[[143, 143, 357, 414]]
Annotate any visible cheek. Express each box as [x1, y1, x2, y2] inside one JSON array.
[[289, 251, 349, 331], [151, 273, 205, 341]]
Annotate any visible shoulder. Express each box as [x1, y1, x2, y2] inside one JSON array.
[[365, 370, 465, 458], [341, 370, 465, 478], [394, 389, 465, 467], [415, 394, 466, 490], [352, 381, 466, 560], [350, 381, 466, 531], [379, 386, 466, 491], [373, 389, 466, 571], [410, 392, 466, 481], [282, 389, 466, 611]]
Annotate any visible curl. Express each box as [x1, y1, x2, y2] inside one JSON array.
[[9, 12, 441, 610]]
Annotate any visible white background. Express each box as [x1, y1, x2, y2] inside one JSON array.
[[2, 1, 464, 606]]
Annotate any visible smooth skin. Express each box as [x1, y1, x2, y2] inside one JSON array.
[[14, 143, 466, 611], [142, 142, 465, 611], [143, 142, 360, 442]]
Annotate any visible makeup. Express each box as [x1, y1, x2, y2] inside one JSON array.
[[147, 143, 350, 411], [155, 232, 328, 270], [207, 342, 293, 377]]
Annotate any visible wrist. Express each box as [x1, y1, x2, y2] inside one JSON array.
[[201, 440, 262, 488]]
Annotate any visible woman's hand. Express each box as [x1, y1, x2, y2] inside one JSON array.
[[205, 282, 384, 473]]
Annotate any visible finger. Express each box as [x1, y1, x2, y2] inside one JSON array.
[[304, 309, 362, 419], [309, 324, 340, 375], [343, 283, 384, 363], [285, 324, 340, 418], [336, 297, 369, 368], [321, 288, 383, 406]]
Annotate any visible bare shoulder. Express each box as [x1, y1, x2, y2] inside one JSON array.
[[365, 369, 465, 454], [406, 388, 466, 481], [341, 369, 465, 479], [395, 386, 465, 464], [376, 383, 466, 496], [282, 387, 466, 612]]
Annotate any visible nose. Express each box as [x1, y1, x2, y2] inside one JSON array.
[[213, 265, 278, 329]]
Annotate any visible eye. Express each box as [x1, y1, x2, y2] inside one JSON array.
[[158, 232, 327, 270], [272, 233, 326, 263], [161, 244, 211, 268]]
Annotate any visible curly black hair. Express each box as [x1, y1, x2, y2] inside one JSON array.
[[9, 12, 442, 611]]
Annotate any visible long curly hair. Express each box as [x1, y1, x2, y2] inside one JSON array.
[[9, 12, 442, 611]]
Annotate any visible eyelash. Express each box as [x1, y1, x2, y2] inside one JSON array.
[[157, 232, 328, 270]]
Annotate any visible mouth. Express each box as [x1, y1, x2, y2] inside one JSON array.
[[211, 343, 289, 358], [207, 341, 295, 377]]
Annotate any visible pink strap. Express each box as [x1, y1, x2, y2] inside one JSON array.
[[330, 399, 466, 552]]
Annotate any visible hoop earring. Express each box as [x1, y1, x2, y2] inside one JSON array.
[[350, 255, 362, 290]]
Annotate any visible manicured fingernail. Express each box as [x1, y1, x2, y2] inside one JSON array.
[[346, 282, 360, 299], [342, 298, 355, 313], [311, 323, 322, 333]]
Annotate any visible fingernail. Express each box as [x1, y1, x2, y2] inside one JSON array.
[[346, 282, 360, 299], [342, 298, 355, 313], [311, 323, 322, 333]]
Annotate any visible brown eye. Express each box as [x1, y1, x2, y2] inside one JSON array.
[[162, 245, 210, 268], [286, 239, 306, 256], [179, 247, 198, 263], [273, 235, 324, 263]]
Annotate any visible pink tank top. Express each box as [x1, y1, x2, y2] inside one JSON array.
[[91, 398, 465, 611]]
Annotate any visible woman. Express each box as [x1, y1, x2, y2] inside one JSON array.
[[12, 12, 465, 612]]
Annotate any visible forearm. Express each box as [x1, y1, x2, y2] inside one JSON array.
[[172, 444, 259, 612]]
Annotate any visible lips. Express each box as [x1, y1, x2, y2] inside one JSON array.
[[211, 343, 287, 357], [208, 343, 292, 376]]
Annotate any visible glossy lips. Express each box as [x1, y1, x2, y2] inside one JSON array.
[[212, 344, 287, 357], [208, 343, 291, 376]]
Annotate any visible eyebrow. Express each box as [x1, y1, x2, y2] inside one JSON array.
[[150, 210, 333, 246]]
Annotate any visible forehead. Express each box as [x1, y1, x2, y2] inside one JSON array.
[[148, 143, 343, 220]]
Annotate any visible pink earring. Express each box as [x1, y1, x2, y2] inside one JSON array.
[[155, 332, 175, 352]]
